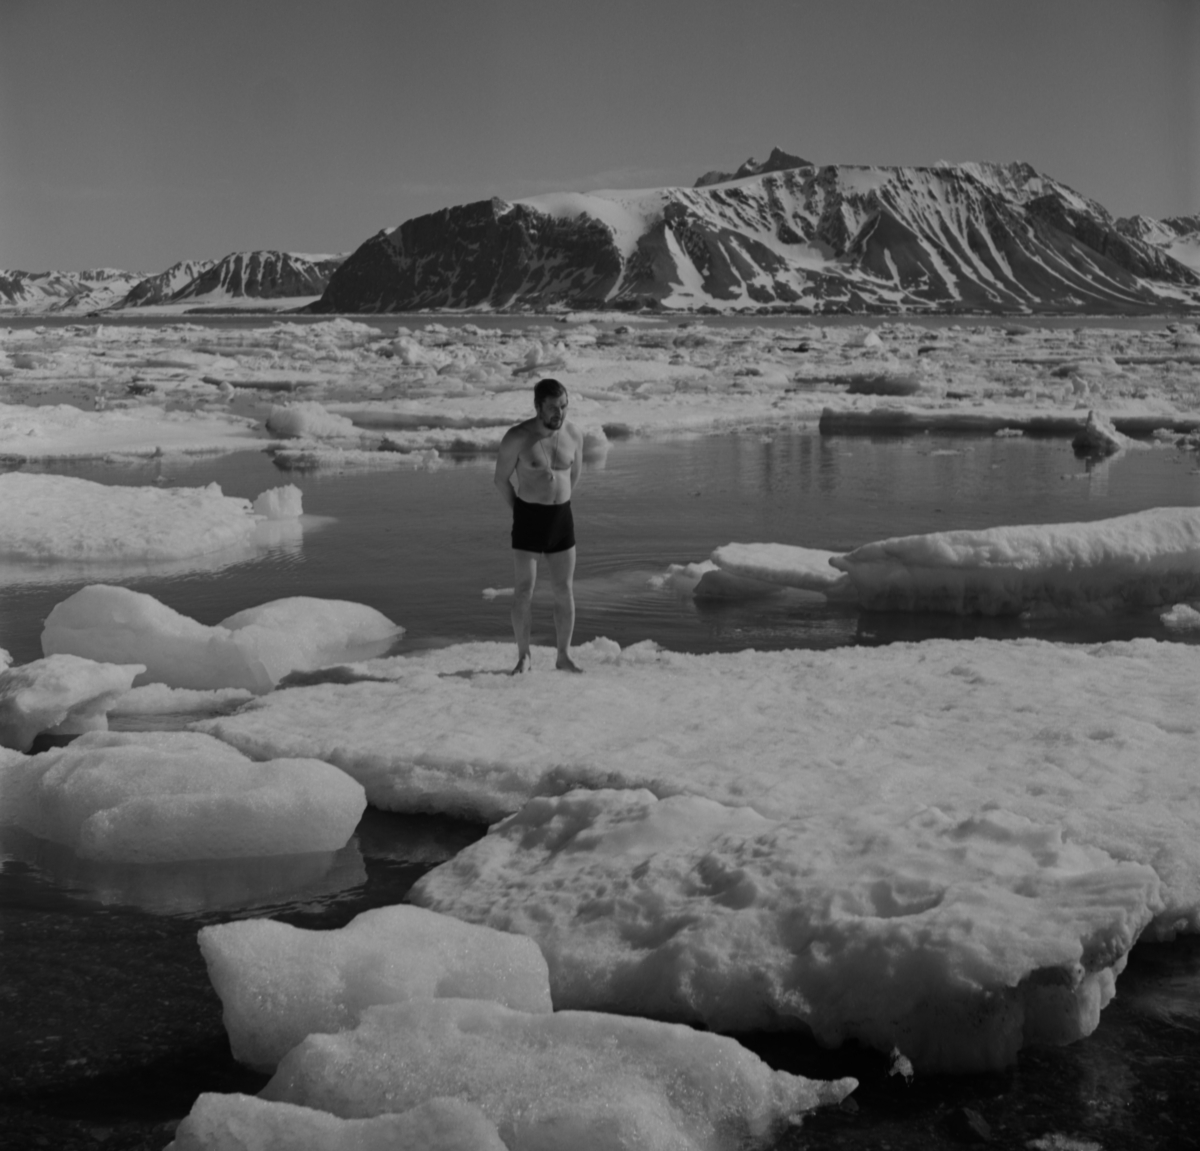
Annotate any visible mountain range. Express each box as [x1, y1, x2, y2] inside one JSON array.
[[4, 156, 1199, 316]]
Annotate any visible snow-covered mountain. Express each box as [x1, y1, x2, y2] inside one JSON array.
[[0, 268, 146, 313], [1116, 214, 1200, 273], [0, 252, 348, 315], [311, 157, 1200, 314], [111, 250, 348, 310]]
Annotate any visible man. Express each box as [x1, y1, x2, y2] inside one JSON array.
[[493, 378, 583, 674]]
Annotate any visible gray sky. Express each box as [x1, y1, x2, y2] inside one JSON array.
[[2, 0, 1197, 272]]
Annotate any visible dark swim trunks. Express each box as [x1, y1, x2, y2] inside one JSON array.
[[512, 497, 575, 554]]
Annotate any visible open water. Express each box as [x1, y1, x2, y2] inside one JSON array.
[[3, 429, 1200, 1150]]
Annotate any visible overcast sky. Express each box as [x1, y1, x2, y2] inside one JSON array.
[[2, 0, 1197, 272]]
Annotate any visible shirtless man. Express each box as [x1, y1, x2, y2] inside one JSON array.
[[493, 378, 584, 674]]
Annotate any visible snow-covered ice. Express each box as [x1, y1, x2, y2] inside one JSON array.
[[43, 586, 403, 692], [198, 636, 1199, 1068], [0, 730, 365, 862], [201, 904, 552, 1071], [711, 541, 851, 594], [830, 506, 1200, 614], [0, 472, 303, 583], [260, 998, 856, 1151], [169, 1094, 507, 1151], [413, 789, 1156, 1072], [0, 653, 143, 751]]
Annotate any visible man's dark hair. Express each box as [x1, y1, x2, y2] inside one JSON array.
[[534, 378, 567, 407]]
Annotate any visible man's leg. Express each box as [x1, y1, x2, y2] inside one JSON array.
[[510, 550, 538, 674], [546, 546, 581, 672]]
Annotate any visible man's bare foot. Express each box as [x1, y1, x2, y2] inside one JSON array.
[[510, 652, 532, 676], [556, 653, 583, 673]]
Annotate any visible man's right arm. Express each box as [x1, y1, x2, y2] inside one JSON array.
[[494, 430, 521, 509]]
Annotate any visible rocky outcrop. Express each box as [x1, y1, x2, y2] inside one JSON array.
[[694, 147, 813, 188]]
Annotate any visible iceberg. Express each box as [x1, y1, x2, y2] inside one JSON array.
[[201, 905, 553, 1072], [830, 506, 1200, 615], [43, 585, 403, 693], [260, 998, 856, 1151], [0, 730, 365, 862], [169, 1094, 507, 1151], [0, 653, 144, 751], [412, 789, 1158, 1073]]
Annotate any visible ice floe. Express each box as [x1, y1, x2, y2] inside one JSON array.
[[0, 472, 303, 583], [0, 653, 143, 751], [0, 730, 365, 862], [169, 1094, 507, 1151], [830, 506, 1200, 614], [43, 586, 403, 693], [259, 998, 855, 1150], [412, 789, 1157, 1073], [201, 905, 552, 1071], [197, 636, 1200, 1068], [710, 541, 851, 594]]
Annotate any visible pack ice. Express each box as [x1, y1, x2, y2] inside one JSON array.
[[201, 905, 552, 1071], [259, 998, 856, 1151], [43, 585, 403, 693], [0, 653, 143, 751], [0, 473, 302, 581], [200, 637, 1199, 1070], [169, 1094, 507, 1151], [0, 730, 365, 862]]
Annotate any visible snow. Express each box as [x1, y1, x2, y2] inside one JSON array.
[[0, 730, 365, 862], [413, 789, 1155, 1073], [830, 506, 1200, 615], [0, 653, 143, 751], [0, 401, 262, 459], [200, 905, 553, 1071], [198, 635, 1200, 1069], [169, 1094, 507, 1151], [260, 998, 855, 1151], [0, 472, 302, 583], [109, 683, 255, 716], [710, 541, 850, 593], [43, 586, 403, 693]]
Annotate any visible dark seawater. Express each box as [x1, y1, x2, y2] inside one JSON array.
[[2, 431, 1200, 1150]]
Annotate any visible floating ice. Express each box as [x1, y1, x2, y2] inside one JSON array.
[[0, 730, 365, 862], [0, 654, 143, 751], [43, 585, 403, 693], [261, 998, 855, 1151], [0, 402, 261, 460], [1071, 410, 1132, 457], [710, 541, 851, 594], [169, 1094, 507, 1151], [830, 506, 1200, 614], [413, 789, 1158, 1073], [201, 904, 553, 1071], [0, 473, 303, 583], [1161, 602, 1200, 631], [266, 401, 359, 441], [110, 683, 255, 716]]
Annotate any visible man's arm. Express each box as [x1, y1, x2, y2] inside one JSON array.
[[569, 423, 583, 490], [494, 429, 522, 509]]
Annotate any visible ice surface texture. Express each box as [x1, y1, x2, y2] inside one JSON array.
[[201, 905, 552, 1071], [0, 472, 298, 564], [200, 637, 1199, 1069], [0, 730, 365, 862], [830, 506, 1200, 615], [0, 653, 143, 751], [260, 998, 855, 1151], [43, 585, 403, 693], [412, 789, 1157, 1073], [169, 1094, 507, 1151]]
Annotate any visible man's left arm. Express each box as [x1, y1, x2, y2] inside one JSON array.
[[569, 424, 583, 490]]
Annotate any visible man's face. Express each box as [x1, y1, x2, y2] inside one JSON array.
[[538, 394, 568, 430]]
